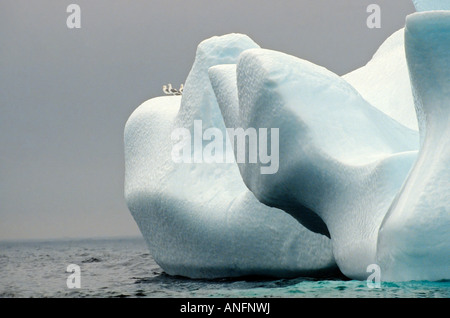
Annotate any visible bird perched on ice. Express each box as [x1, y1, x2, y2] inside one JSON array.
[[162, 83, 183, 95], [170, 85, 181, 95], [162, 84, 172, 95]]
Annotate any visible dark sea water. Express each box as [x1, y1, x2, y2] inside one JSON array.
[[0, 237, 448, 298]]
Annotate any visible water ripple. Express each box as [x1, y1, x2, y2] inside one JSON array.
[[0, 237, 448, 298]]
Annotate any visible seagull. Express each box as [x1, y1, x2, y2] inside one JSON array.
[[170, 84, 181, 95], [162, 84, 169, 95], [168, 83, 174, 94], [162, 83, 183, 95]]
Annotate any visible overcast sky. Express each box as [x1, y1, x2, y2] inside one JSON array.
[[0, 0, 416, 240]]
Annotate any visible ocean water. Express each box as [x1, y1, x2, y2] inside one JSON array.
[[0, 236, 448, 298]]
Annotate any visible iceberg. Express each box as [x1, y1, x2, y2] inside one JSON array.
[[124, 3, 450, 282], [124, 34, 336, 279]]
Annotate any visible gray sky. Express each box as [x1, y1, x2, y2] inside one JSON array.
[[0, 0, 415, 240]]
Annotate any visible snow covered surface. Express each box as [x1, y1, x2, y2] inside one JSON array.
[[125, 5, 450, 282]]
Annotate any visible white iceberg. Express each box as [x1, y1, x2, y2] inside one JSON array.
[[125, 5, 450, 282]]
